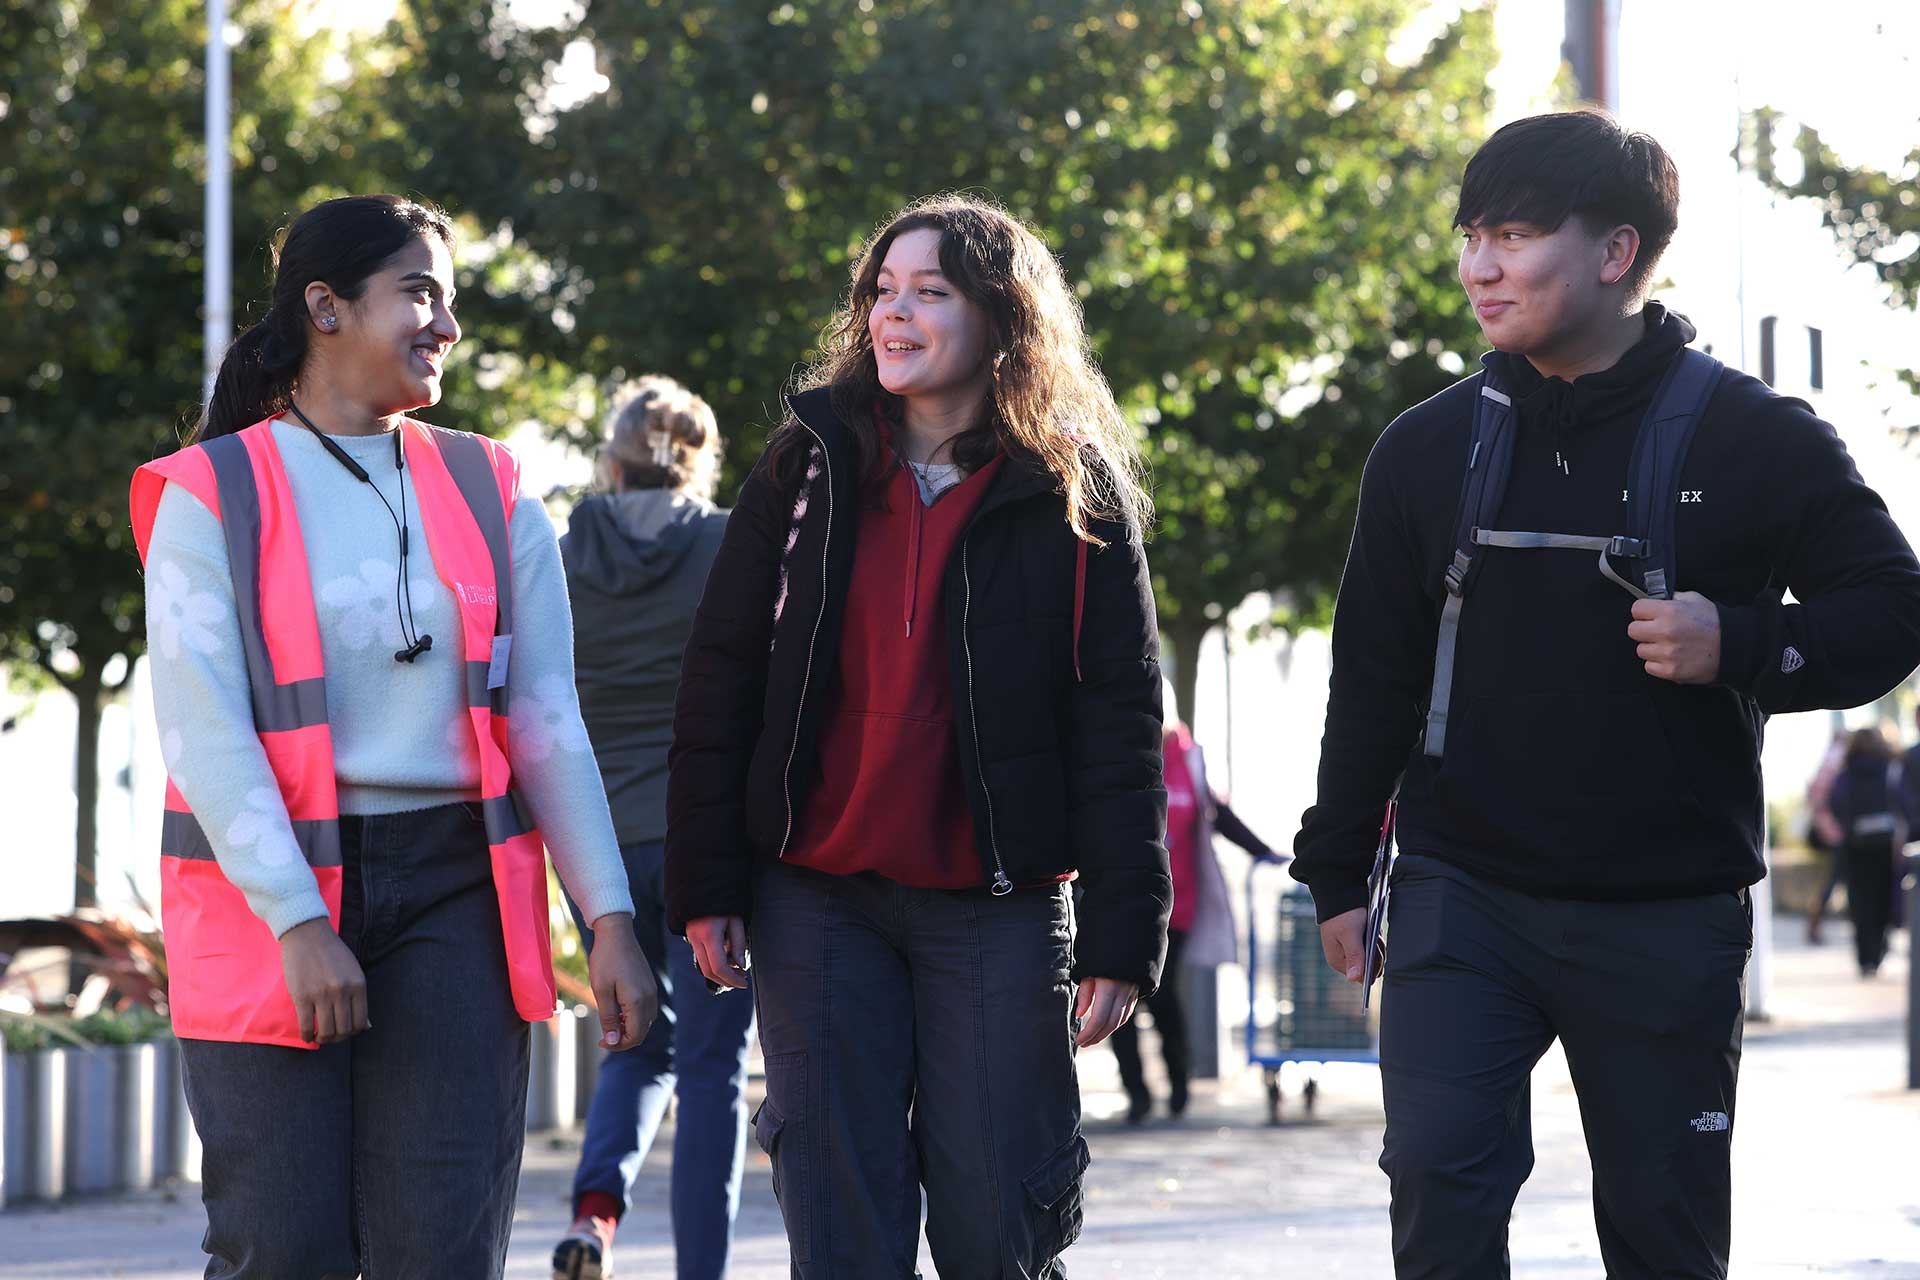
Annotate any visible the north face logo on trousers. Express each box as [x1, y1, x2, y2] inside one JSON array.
[[1690, 1111, 1730, 1133], [1781, 646, 1805, 674]]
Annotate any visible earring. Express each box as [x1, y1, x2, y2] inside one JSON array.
[[319, 316, 337, 331]]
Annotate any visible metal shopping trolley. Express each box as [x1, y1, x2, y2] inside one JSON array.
[[1243, 852, 1382, 1125]]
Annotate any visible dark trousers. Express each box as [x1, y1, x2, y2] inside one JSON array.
[[1109, 927, 1189, 1105], [566, 840, 754, 1280], [181, 803, 529, 1280], [1378, 855, 1750, 1280], [748, 860, 1087, 1280], [1843, 838, 1896, 972]]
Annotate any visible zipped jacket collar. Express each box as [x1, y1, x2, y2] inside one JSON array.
[[785, 387, 1057, 518]]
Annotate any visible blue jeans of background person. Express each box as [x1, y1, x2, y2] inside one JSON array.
[[180, 802, 530, 1280], [748, 860, 1088, 1280], [566, 839, 754, 1280]]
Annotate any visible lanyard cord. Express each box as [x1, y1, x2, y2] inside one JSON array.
[[287, 404, 433, 662]]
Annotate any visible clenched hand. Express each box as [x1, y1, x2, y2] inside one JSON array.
[[1627, 592, 1721, 684]]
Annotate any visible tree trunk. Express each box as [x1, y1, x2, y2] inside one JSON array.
[[1161, 616, 1213, 734], [70, 664, 105, 911]]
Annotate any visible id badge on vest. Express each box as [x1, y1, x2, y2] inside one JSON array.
[[488, 634, 512, 689]]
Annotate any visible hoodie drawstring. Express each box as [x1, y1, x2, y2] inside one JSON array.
[[1520, 378, 1580, 477], [1552, 391, 1576, 476]]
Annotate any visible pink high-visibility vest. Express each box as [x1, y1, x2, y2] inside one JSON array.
[[130, 418, 557, 1047]]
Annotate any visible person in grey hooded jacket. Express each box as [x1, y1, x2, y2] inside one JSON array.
[[552, 378, 751, 1280]]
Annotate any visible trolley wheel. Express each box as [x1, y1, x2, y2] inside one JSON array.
[[1303, 1077, 1320, 1116], [1264, 1067, 1282, 1126]]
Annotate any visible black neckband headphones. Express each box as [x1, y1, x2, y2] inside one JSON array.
[[288, 403, 434, 664]]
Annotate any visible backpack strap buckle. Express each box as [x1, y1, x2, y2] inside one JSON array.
[[1607, 535, 1650, 559]]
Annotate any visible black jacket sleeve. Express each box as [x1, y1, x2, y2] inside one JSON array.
[[1209, 795, 1273, 859], [664, 454, 789, 933], [1066, 517, 1173, 994], [1291, 424, 1435, 922], [1715, 397, 1920, 713]]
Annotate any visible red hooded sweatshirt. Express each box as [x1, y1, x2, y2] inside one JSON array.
[[787, 445, 1005, 886]]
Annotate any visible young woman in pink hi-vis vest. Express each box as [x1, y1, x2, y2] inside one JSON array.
[[131, 195, 656, 1279]]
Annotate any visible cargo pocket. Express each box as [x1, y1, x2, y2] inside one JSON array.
[[1022, 1129, 1090, 1266], [754, 1053, 811, 1262]]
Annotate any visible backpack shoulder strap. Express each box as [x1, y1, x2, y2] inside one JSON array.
[[1619, 348, 1723, 599], [1443, 373, 1520, 600], [1424, 372, 1517, 756]]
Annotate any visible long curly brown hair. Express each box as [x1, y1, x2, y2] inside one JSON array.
[[770, 194, 1150, 543]]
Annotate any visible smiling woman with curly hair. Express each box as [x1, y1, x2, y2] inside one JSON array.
[[665, 194, 1171, 1276]]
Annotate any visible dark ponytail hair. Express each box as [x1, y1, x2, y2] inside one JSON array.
[[193, 194, 456, 442]]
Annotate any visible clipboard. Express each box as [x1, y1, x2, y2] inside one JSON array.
[[1360, 793, 1397, 1011]]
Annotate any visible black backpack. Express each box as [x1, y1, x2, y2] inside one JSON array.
[[1423, 348, 1725, 757]]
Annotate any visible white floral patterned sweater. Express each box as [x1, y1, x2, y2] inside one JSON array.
[[144, 420, 633, 938]]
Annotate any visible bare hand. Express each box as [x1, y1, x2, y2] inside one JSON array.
[[1319, 906, 1375, 985], [687, 915, 750, 991], [588, 912, 659, 1051], [280, 918, 369, 1045], [1072, 977, 1141, 1048], [1627, 591, 1721, 683]]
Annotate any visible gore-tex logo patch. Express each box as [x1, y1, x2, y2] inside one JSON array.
[[1781, 646, 1806, 675], [456, 582, 497, 606]]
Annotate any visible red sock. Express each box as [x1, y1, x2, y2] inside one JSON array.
[[576, 1191, 622, 1227]]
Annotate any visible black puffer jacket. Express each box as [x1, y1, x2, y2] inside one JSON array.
[[665, 388, 1172, 992]]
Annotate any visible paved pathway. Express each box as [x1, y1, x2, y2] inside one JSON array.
[[5, 925, 1915, 1277]]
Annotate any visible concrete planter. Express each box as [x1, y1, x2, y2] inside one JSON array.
[[65, 1041, 158, 1195], [525, 1007, 580, 1133], [150, 1036, 201, 1185], [3, 1047, 68, 1204], [573, 1006, 605, 1124]]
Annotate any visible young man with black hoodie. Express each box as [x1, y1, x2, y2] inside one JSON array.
[[1292, 110, 1920, 1277]]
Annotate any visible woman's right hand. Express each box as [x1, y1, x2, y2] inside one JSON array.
[[279, 917, 370, 1044], [686, 915, 750, 990]]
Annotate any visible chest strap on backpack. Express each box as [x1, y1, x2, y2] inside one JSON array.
[[1421, 350, 1723, 758]]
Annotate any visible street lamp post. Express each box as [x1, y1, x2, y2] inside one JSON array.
[[204, 0, 231, 403]]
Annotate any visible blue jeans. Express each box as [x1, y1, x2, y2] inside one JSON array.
[[567, 839, 755, 1280], [181, 802, 530, 1280]]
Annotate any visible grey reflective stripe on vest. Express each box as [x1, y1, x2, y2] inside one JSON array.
[[483, 790, 535, 840], [433, 429, 515, 636], [161, 808, 343, 868], [464, 660, 507, 711], [434, 429, 515, 718], [427, 430, 531, 850], [201, 434, 330, 733]]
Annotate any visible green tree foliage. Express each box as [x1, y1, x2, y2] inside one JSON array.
[[1748, 107, 1920, 405], [1748, 109, 1920, 308], [388, 0, 1494, 722], [0, 0, 564, 904], [1, 0, 322, 905]]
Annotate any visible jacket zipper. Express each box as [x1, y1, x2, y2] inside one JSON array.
[[777, 426, 833, 859], [961, 535, 1014, 895]]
